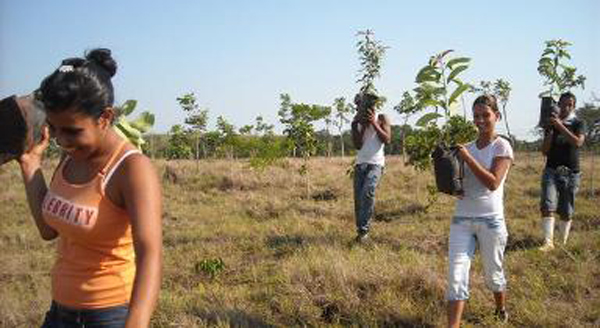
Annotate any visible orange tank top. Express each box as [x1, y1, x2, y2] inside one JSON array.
[[42, 140, 140, 309]]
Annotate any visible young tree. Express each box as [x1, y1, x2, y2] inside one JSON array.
[[323, 107, 334, 157], [356, 29, 388, 97], [332, 97, 353, 157], [242, 115, 285, 170], [577, 100, 600, 198], [278, 93, 331, 195], [216, 115, 237, 159], [166, 124, 192, 160], [537, 39, 586, 98], [354, 29, 388, 122], [394, 92, 420, 163], [575, 101, 600, 143], [178, 92, 208, 159], [404, 50, 477, 170]]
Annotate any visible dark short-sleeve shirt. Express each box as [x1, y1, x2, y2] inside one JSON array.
[[546, 117, 586, 172]]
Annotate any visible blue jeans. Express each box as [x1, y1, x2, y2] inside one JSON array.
[[541, 167, 581, 218], [447, 216, 508, 301], [41, 301, 128, 328], [353, 163, 383, 235]]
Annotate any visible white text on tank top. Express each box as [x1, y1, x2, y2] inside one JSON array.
[[357, 125, 385, 166]]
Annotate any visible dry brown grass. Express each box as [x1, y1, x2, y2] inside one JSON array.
[[1, 153, 599, 327]]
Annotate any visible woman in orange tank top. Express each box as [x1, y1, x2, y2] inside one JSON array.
[[18, 49, 162, 328]]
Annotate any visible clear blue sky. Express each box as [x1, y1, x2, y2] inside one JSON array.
[[1, 0, 598, 140]]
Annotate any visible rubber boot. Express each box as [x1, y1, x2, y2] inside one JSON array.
[[557, 220, 572, 246], [539, 217, 555, 251]]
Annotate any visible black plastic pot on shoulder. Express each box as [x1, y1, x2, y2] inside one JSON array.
[[538, 96, 560, 128], [0, 94, 47, 166]]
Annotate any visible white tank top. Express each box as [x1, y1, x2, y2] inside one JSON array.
[[356, 125, 385, 166]]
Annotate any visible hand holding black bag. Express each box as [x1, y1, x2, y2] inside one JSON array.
[[431, 143, 464, 196], [538, 96, 560, 128]]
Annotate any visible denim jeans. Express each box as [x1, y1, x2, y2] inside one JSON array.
[[41, 301, 128, 328], [446, 216, 508, 301], [353, 163, 383, 235], [541, 167, 581, 218]]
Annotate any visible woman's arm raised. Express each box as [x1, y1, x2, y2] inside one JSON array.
[[18, 125, 58, 240]]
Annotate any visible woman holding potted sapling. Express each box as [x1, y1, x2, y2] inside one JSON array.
[[446, 94, 513, 327]]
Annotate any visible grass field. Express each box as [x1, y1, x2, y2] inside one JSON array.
[[1, 152, 599, 327]]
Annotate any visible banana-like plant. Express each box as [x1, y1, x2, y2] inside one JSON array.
[[413, 50, 471, 119], [404, 50, 476, 170], [114, 100, 155, 149]]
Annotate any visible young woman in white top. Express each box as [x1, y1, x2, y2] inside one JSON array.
[[447, 94, 514, 327]]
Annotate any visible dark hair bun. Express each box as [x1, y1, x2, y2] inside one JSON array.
[[86, 48, 117, 77]]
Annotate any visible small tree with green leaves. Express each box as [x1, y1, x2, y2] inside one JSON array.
[[537, 39, 586, 98], [323, 107, 334, 157], [576, 99, 600, 197], [278, 93, 331, 195], [332, 97, 353, 157], [355, 29, 388, 112], [215, 115, 238, 159], [404, 50, 477, 170], [394, 92, 419, 163], [166, 124, 192, 160], [178, 92, 208, 159], [241, 116, 286, 171], [402, 50, 477, 209]]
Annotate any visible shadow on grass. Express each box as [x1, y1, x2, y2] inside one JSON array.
[[526, 187, 541, 198], [265, 234, 306, 257], [580, 189, 600, 199], [506, 234, 540, 252], [377, 316, 437, 328], [311, 188, 339, 201], [574, 213, 600, 231], [191, 308, 275, 328], [374, 203, 427, 222], [316, 299, 437, 328]]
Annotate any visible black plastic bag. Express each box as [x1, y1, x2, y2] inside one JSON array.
[[538, 96, 560, 128], [431, 144, 464, 196]]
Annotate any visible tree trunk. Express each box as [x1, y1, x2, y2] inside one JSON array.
[[590, 149, 595, 198], [401, 116, 409, 164]]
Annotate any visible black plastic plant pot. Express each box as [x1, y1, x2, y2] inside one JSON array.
[[354, 93, 377, 122], [431, 144, 464, 196], [539, 96, 559, 128], [0, 95, 47, 166]]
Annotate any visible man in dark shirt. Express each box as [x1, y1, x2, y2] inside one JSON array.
[[539, 92, 586, 251]]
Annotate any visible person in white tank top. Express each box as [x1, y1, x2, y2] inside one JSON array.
[[350, 93, 391, 242]]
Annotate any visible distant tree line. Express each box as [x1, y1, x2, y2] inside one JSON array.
[[142, 96, 599, 161]]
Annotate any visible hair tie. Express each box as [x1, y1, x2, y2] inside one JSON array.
[[58, 65, 74, 73]]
